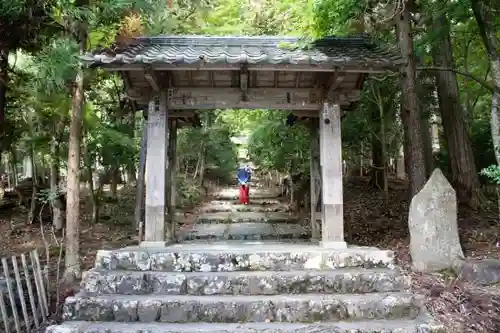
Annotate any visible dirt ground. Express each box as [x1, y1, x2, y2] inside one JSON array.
[[1, 178, 499, 332]]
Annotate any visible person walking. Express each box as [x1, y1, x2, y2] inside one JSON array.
[[237, 166, 251, 205]]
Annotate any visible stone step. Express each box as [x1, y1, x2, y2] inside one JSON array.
[[210, 199, 283, 206], [192, 212, 298, 224], [95, 243, 395, 272], [82, 268, 410, 296], [177, 222, 309, 241], [213, 189, 279, 201], [63, 292, 422, 323], [47, 316, 444, 333], [199, 204, 291, 213]]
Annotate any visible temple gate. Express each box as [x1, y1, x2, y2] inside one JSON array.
[[83, 35, 403, 248]]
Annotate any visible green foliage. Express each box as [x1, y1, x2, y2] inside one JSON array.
[[175, 176, 202, 207], [177, 113, 238, 183], [480, 165, 500, 185], [248, 111, 310, 175]]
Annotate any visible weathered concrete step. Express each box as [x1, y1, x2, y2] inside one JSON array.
[[199, 204, 291, 213], [63, 292, 422, 323], [47, 316, 444, 333], [210, 199, 283, 206], [95, 243, 395, 272], [82, 268, 410, 296], [213, 189, 279, 200], [192, 212, 298, 224], [176, 222, 309, 241]]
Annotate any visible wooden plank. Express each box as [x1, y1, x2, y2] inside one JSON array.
[[309, 118, 321, 240], [29, 251, 48, 319], [11, 256, 30, 332], [143, 92, 168, 245], [0, 275, 10, 333], [2, 258, 21, 333], [31, 250, 48, 319], [319, 102, 345, 248], [20, 254, 39, 329], [135, 125, 147, 235]]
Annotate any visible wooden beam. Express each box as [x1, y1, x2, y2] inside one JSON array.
[[319, 102, 346, 248], [209, 71, 215, 87], [295, 72, 301, 88], [240, 66, 248, 101], [127, 88, 360, 110], [293, 109, 345, 118], [273, 71, 279, 88], [168, 101, 322, 111], [144, 69, 160, 92], [169, 111, 196, 118], [168, 87, 359, 97], [134, 124, 147, 234], [100, 63, 397, 73]]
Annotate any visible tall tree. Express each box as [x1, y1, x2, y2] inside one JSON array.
[[64, 0, 88, 282], [427, 4, 480, 206], [470, 0, 500, 165], [0, 0, 60, 158], [395, 0, 429, 196]]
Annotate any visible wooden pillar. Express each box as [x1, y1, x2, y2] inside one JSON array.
[[166, 119, 178, 242], [141, 92, 168, 246], [134, 123, 147, 231], [319, 102, 346, 248], [309, 118, 321, 240]]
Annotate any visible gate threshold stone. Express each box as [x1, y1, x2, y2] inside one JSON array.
[[47, 316, 444, 333], [63, 292, 422, 323], [95, 243, 396, 271], [177, 223, 309, 241], [81, 268, 411, 295]]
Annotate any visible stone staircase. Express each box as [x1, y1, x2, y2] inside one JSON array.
[[47, 188, 442, 333]]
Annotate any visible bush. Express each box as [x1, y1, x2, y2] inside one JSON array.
[[175, 176, 202, 208]]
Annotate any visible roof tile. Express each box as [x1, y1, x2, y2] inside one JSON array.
[[83, 35, 404, 69]]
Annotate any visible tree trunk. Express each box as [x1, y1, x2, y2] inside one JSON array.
[[110, 167, 119, 198], [396, 145, 406, 179], [0, 48, 8, 160], [379, 104, 389, 206], [470, 0, 500, 166], [429, 12, 480, 205], [27, 147, 37, 225], [396, 4, 428, 197], [420, 112, 434, 177], [370, 108, 384, 189], [50, 130, 63, 231], [64, 12, 87, 282], [126, 109, 137, 185]]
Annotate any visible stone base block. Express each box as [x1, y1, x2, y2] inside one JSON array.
[[62, 292, 421, 323], [81, 268, 411, 296], [47, 317, 445, 333], [94, 243, 396, 272], [321, 241, 348, 249]]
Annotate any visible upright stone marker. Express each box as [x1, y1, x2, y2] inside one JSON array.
[[408, 168, 465, 272]]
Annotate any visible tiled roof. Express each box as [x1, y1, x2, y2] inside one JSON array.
[[82, 35, 404, 70]]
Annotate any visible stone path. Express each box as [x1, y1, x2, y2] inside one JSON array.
[[176, 188, 308, 241], [47, 186, 443, 333]]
